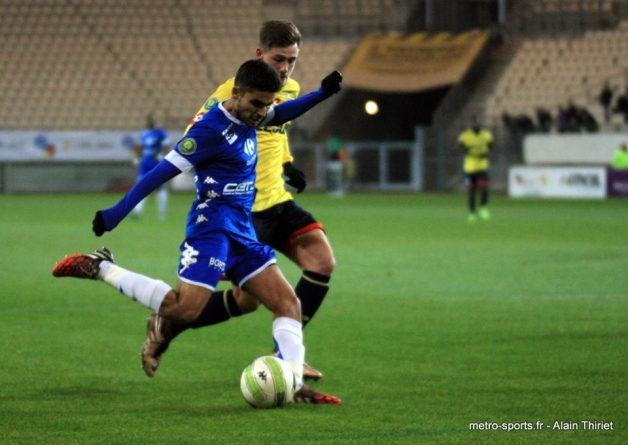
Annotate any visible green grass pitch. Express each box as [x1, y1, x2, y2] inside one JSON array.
[[0, 192, 626, 444]]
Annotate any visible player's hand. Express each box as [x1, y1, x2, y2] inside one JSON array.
[[282, 162, 307, 193], [321, 71, 342, 96], [92, 211, 107, 237]]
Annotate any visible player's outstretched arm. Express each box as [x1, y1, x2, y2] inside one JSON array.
[[92, 161, 181, 236], [263, 71, 343, 127]]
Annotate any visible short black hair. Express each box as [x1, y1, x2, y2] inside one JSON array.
[[234, 59, 281, 94]]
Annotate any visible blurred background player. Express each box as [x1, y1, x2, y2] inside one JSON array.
[[325, 136, 346, 196], [611, 141, 628, 169], [141, 21, 336, 381], [457, 115, 493, 222], [131, 115, 170, 220]]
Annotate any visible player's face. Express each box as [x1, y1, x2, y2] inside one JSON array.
[[232, 89, 276, 127], [256, 44, 299, 87]]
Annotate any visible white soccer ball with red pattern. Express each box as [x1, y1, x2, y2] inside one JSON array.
[[240, 356, 296, 408]]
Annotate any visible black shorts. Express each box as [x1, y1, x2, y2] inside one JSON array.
[[253, 200, 323, 256], [464, 170, 490, 188]]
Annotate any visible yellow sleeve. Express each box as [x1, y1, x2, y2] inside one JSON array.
[[282, 137, 293, 165], [184, 78, 235, 135]]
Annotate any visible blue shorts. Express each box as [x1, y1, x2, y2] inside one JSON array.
[[177, 232, 276, 290]]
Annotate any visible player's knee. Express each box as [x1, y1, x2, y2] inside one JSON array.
[[269, 293, 301, 320], [316, 255, 336, 276], [295, 244, 336, 276]]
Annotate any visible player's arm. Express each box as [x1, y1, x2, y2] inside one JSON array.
[[479, 134, 493, 158], [93, 159, 182, 236], [261, 71, 342, 127]]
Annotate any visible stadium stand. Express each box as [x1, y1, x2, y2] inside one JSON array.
[[0, 0, 370, 132], [478, 21, 628, 132], [4, 0, 626, 193]]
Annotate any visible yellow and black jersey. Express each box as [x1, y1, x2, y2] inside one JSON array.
[[458, 128, 493, 174], [185, 77, 300, 212]]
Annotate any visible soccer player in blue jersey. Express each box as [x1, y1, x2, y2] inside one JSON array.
[[52, 59, 343, 404], [131, 115, 170, 220]]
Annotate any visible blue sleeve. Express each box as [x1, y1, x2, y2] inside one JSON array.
[[100, 160, 181, 231], [264, 87, 330, 126]]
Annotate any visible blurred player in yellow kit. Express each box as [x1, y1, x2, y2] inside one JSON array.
[[141, 21, 338, 385], [458, 115, 493, 223]]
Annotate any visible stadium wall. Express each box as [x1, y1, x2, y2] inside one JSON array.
[[508, 133, 628, 198], [0, 131, 424, 194]]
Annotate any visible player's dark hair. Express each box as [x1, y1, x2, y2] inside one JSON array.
[[259, 20, 302, 51], [234, 59, 281, 94]]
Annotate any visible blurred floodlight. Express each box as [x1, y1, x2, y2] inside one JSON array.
[[365, 100, 379, 115]]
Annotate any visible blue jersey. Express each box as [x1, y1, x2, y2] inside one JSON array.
[[138, 128, 170, 176], [165, 102, 259, 241], [99, 86, 331, 236]]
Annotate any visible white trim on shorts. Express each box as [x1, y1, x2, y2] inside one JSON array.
[[237, 258, 277, 288], [177, 275, 216, 291]]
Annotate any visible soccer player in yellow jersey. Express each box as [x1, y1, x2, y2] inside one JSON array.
[[140, 21, 338, 384], [458, 115, 493, 222]]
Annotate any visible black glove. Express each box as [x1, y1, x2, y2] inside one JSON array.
[[92, 211, 106, 237], [321, 70, 342, 96], [282, 162, 306, 193]]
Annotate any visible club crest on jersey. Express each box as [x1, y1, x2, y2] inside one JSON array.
[[244, 139, 255, 156], [179, 138, 197, 155], [204, 97, 219, 110]]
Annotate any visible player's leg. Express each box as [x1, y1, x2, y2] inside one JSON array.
[[282, 229, 334, 380], [52, 247, 213, 376], [52, 247, 172, 313], [142, 235, 283, 377], [221, 284, 325, 380], [289, 228, 335, 329], [477, 172, 490, 220], [156, 185, 168, 221], [141, 283, 254, 377], [465, 173, 477, 222], [242, 264, 341, 405], [140, 237, 235, 376], [141, 279, 225, 376], [256, 203, 336, 330], [255, 203, 334, 379], [132, 198, 147, 218], [132, 166, 152, 219]]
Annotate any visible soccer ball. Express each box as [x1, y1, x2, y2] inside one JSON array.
[[240, 356, 296, 408]]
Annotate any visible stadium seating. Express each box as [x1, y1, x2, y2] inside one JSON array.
[[480, 19, 628, 131], [9, 0, 623, 137], [0, 0, 364, 132]]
